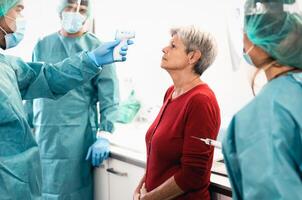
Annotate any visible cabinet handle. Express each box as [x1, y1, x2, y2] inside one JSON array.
[[106, 168, 128, 177]]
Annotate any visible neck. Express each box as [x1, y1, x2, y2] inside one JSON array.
[[265, 65, 296, 81], [59, 29, 86, 38], [0, 24, 6, 49], [0, 32, 5, 49], [170, 71, 202, 98]]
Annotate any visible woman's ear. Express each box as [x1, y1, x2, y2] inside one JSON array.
[[188, 50, 202, 65]]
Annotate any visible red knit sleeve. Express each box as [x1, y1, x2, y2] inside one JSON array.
[[174, 93, 220, 191]]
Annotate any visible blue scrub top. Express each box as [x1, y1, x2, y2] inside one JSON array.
[[223, 73, 302, 200]]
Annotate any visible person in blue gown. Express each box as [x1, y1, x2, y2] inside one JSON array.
[[0, 0, 132, 199], [223, 0, 302, 199], [24, 0, 120, 199]]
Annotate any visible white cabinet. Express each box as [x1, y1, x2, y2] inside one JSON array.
[[94, 158, 145, 200], [108, 159, 145, 200], [94, 161, 109, 200]]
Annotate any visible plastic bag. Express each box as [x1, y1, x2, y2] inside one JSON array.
[[116, 90, 141, 124]]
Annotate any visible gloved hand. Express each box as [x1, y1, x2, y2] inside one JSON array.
[[87, 39, 134, 66], [85, 137, 110, 167]]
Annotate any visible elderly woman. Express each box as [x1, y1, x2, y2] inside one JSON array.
[[134, 26, 221, 200], [223, 0, 302, 199]]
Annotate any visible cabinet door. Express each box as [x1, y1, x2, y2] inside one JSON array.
[[94, 161, 109, 200], [108, 158, 145, 200]]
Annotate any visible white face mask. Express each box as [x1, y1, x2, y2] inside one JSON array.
[[61, 11, 86, 34], [0, 16, 26, 50]]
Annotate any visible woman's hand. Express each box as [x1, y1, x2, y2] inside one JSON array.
[[133, 192, 140, 200], [139, 183, 149, 200], [133, 182, 144, 200]]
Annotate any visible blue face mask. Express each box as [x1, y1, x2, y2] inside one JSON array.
[[243, 45, 255, 65], [0, 16, 26, 50], [61, 11, 86, 34]]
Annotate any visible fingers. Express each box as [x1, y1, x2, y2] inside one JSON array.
[[92, 153, 96, 166], [93, 150, 109, 167], [119, 49, 127, 56], [133, 193, 140, 200], [93, 152, 101, 167], [107, 40, 121, 48], [85, 147, 92, 160], [119, 47, 128, 62], [140, 183, 147, 195], [99, 151, 105, 166], [127, 39, 134, 45], [104, 151, 110, 160], [121, 45, 128, 51]]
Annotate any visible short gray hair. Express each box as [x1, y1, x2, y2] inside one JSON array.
[[170, 25, 217, 75]]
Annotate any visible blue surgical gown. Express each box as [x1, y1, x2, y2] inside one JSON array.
[[24, 32, 119, 200], [0, 52, 100, 200], [223, 73, 302, 200]]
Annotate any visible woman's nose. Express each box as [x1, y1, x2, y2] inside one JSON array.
[[162, 47, 168, 54]]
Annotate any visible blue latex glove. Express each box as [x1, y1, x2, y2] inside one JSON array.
[[86, 137, 110, 167], [87, 39, 134, 66]]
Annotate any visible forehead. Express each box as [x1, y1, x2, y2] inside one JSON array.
[[66, 0, 88, 6], [7, 1, 24, 15], [65, 3, 88, 9], [14, 0, 24, 9], [171, 34, 184, 44]]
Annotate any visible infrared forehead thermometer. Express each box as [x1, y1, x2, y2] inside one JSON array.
[[113, 30, 135, 61]]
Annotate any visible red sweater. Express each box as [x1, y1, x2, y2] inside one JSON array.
[[145, 84, 220, 200]]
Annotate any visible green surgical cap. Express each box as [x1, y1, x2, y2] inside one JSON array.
[[58, 0, 92, 17], [0, 0, 20, 17], [244, 0, 302, 69]]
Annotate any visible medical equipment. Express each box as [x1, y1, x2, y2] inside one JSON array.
[[191, 136, 222, 149], [114, 30, 135, 61], [88, 40, 124, 66]]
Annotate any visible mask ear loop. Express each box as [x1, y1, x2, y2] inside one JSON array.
[[0, 25, 8, 46], [76, 0, 89, 28], [251, 60, 277, 96], [245, 44, 255, 55], [0, 25, 8, 35]]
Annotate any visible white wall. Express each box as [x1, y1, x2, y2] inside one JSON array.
[[7, 0, 254, 136], [94, 0, 254, 133]]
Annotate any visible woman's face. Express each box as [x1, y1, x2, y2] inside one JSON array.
[[243, 34, 271, 68], [161, 34, 190, 71]]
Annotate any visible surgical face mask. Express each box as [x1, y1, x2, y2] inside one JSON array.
[[243, 45, 255, 65], [61, 11, 86, 34], [0, 16, 26, 50]]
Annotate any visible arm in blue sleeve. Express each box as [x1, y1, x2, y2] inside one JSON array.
[[12, 51, 100, 100], [222, 117, 243, 200], [95, 63, 120, 133], [22, 43, 38, 128]]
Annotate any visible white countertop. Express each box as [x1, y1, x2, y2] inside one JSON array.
[[104, 122, 225, 161], [104, 122, 148, 154]]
